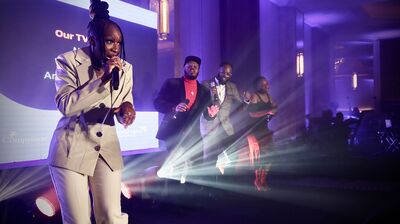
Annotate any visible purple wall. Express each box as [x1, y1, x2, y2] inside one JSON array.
[[174, 0, 220, 81], [220, 0, 260, 90], [308, 28, 333, 115], [259, 2, 306, 139]]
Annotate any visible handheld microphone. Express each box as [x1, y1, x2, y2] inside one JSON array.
[[111, 67, 119, 90], [173, 99, 190, 119], [209, 81, 219, 105]]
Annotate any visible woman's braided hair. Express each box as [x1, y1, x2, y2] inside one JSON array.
[[87, 0, 126, 69]]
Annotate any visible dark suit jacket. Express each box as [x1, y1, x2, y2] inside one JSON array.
[[154, 77, 213, 147]]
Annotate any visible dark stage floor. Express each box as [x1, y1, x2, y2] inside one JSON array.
[[1, 144, 400, 224]]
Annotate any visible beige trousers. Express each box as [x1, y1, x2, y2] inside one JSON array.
[[49, 158, 128, 224]]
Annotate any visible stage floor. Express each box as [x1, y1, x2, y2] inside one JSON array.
[[1, 145, 400, 224]]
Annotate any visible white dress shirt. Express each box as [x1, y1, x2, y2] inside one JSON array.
[[214, 77, 226, 104]]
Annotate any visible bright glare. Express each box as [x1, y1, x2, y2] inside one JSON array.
[[180, 174, 186, 184], [35, 196, 55, 217], [121, 182, 132, 199]]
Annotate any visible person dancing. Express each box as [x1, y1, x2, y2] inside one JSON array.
[[245, 76, 277, 191]]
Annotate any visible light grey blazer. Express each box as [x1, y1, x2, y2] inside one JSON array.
[[200, 79, 242, 137], [48, 46, 134, 176]]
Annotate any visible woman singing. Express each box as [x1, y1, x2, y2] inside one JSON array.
[[48, 1, 135, 223]]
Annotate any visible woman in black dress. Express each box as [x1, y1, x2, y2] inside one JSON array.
[[246, 76, 277, 191]]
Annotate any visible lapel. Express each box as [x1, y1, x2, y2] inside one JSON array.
[[224, 82, 232, 100], [179, 77, 186, 102], [189, 81, 203, 115], [74, 47, 93, 86]]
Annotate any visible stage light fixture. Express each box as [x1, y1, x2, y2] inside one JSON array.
[[35, 188, 59, 217], [35, 197, 55, 217]]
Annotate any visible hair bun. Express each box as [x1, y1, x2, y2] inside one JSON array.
[[89, 0, 110, 19]]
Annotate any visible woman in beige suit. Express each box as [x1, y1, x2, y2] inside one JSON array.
[[48, 1, 135, 223]]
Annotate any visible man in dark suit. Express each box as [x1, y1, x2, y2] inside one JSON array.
[[200, 62, 247, 175], [154, 56, 219, 161]]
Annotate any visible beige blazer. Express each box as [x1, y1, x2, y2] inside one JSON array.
[[48, 47, 134, 176]]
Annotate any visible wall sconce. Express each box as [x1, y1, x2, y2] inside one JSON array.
[[158, 0, 169, 40], [296, 52, 304, 77], [295, 10, 304, 78], [352, 72, 358, 90]]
